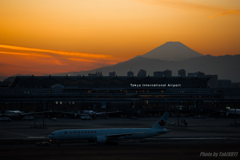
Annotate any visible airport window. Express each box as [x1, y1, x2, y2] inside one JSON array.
[[56, 101, 58, 104], [140, 95, 152, 98], [72, 101, 75, 104], [60, 101, 62, 105], [87, 90, 92, 93]]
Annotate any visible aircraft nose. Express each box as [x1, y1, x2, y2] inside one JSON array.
[[48, 133, 55, 139]]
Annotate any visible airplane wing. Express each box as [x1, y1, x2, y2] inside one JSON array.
[[0, 111, 51, 119], [106, 132, 142, 138], [95, 111, 122, 115], [51, 110, 121, 116], [22, 111, 51, 116], [50, 110, 78, 115], [52, 110, 95, 117], [157, 130, 170, 134]]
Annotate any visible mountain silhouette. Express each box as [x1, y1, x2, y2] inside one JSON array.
[[142, 41, 203, 61], [53, 54, 240, 82], [7, 41, 234, 82]]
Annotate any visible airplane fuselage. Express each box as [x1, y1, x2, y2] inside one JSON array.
[[49, 128, 169, 141], [49, 112, 170, 144]]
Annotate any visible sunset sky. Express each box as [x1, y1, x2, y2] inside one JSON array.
[[0, 0, 240, 76]]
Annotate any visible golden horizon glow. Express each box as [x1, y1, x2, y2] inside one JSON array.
[[0, 0, 239, 76], [0, 44, 112, 59], [0, 44, 122, 76]]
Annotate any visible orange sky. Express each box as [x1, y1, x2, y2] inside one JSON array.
[[0, 0, 240, 76]]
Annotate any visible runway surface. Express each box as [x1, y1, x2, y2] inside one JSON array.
[[0, 117, 239, 159], [1, 139, 239, 160]]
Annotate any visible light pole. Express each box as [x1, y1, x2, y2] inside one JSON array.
[[175, 100, 180, 127], [33, 95, 36, 128], [235, 99, 237, 125], [43, 100, 45, 128]]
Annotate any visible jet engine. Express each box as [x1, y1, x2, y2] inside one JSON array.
[[95, 136, 107, 143]]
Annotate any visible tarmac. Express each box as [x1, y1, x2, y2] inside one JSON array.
[[0, 116, 240, 159]]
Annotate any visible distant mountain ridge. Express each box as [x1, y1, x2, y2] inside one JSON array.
[[142, 41, 203, 61], [53, 54, 240, 82], [51, 41, 240, 82], [9, 42, 240, 82]]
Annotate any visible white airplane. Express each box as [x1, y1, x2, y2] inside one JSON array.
[[48, 112, 170, 144], [0, 110, 49, 120], [226, 109, 240, 117], [0, 110, 26, 119], [81, 104, 121, 118], [55, 110, 121, 119], [57, 105, 121, 119]]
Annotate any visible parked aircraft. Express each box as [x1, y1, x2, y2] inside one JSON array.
[[226, 109, 240, 117], [0, 110, 48, 120], [0, 110, 26, 119], [57, 105, 121, 119], [55, 110, 121, 119], [80, 104, 121, 118], [48, 112, 170, 144]]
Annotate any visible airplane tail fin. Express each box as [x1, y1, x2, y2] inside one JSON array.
[[151, 112, 169, 129]]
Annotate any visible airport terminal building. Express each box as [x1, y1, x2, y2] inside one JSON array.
[[0, 75, 240, 117]]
